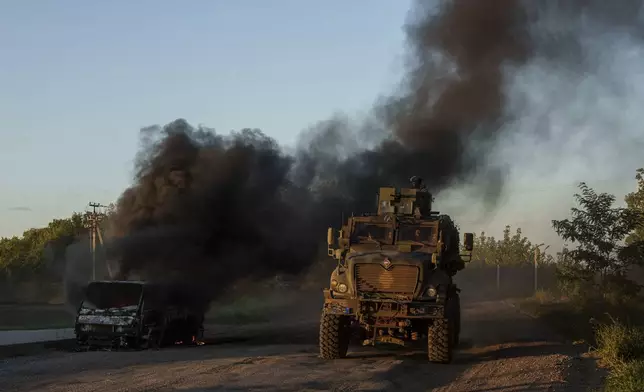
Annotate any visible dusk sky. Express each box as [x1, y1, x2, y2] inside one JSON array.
[[1, 1, 643, 249], [0, 1, 411, 237]]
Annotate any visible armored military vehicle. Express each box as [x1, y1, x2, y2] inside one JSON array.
[[75, 280, 204, 350], [319, 177, 474, 363]]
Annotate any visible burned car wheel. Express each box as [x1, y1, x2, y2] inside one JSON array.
[[319, 313, 350, 359], [140, 326, 165, 349]]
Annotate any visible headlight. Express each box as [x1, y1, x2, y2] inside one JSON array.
[[331, 279, 338, 288], [80, 324, 94, 332], [115, 326, 124, 333], [336, 283, 348, 293], [426, 286, 437, 297]]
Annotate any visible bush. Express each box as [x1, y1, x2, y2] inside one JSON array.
[[604, 359, 644, 392], [601, 275, 642, 305], [595, 318, 644, 368], [557, 276, 596, 301], [593, 318, 644, 392], [533, 288, 556, 304]]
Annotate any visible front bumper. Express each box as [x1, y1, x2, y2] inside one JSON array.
[[322, 289, 444, 318], [75, 324, 139, 345]]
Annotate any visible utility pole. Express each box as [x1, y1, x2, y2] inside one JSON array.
[[496, 259, 501, 295], [85, 202, 108, 281], [534, 243, 550, 294]]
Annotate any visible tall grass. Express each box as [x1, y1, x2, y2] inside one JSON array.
[[594, 318, 644, 392]]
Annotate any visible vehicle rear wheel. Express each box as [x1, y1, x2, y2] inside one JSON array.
[[319, 313, 350, 359], [427, 318, 453, 364]]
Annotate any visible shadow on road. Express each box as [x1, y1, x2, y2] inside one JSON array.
[[0, 299, 596, 392]]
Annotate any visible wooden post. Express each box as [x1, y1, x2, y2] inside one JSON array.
[[534, 247, 540, 294]]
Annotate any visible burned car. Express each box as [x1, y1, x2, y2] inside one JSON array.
[[75, 280, 205, 350]]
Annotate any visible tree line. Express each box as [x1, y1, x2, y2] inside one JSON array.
[[469, 168, 644, 300], [469, 225, 558, 267], [0, 213, 85, 280], [1, 169, 643, 294], [0, 205, 114, 281]]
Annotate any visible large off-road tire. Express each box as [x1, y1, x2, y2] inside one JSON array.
[[319, 313, 350, 360], [427, 318, 453, 364], [452, 293, 461, 347]]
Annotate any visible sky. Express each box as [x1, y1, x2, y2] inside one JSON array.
[[1, 1, 643, 251], [0, 0, 412, 238]]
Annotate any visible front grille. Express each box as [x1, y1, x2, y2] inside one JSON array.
[[355, 264, 419, 294], [95, 324, 115, 332]]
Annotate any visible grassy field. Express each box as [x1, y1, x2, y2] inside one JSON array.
[[0, 285, 320, 331], [206, 288, 320, 325], [517, 291, 644, 392], [0, 304, 75, 331]]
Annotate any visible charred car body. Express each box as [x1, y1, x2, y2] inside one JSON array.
[[75, 280, 204, 350], [319, 177, 474, 363]]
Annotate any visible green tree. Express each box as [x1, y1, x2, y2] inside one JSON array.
[[0, 213, 86, 280], [625, 168, 644, 244], [499, 226, 533, 266], [471, 225, 551, 267], [552, 182, 644, 301], [471, 231, 499, 266]]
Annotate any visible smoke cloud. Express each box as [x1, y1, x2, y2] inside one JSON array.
[[67, 0, 644, 310]]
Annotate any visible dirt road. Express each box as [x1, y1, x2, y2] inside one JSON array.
[[0, 299, 604, 392]]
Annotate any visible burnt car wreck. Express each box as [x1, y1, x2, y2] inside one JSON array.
[[75, 280, 205, 350]]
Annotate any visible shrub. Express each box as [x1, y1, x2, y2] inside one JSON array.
[[595, 319, 644, 368], [604, 359, 644, 392], [594, 318, 644, 392], [533, 288, 556, 304]]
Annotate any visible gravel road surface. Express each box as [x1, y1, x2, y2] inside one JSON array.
[[0, 299, 605, 392]]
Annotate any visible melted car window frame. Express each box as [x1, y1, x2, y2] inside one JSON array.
[[81, 282, 144, 310]]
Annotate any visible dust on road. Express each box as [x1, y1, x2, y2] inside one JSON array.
[[0, 299, 604, 392]]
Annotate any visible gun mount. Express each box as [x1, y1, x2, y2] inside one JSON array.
[[376, 186, 435, 218]]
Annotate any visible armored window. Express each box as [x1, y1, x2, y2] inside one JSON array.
[[397, 225, 437, 245], [350, 222, 394, 245]]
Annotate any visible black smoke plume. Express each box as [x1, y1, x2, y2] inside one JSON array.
[[92, 0, 644, 311], [294, 0, 531, 213]]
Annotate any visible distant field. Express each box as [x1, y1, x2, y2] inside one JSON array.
[[0, 304, 75, 331], [206, 287, 323, 325], [0, 285, 321, 331]]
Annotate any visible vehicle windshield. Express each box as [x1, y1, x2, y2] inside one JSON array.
[[397, 224, 437, 245], [350, 222, 393, 244], [81, 282, 143, 310]]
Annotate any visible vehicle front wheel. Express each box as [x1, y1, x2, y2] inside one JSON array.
[[427, 318, 453, 364], [451, 293, 461, 347], [319, 313, 350, 360]]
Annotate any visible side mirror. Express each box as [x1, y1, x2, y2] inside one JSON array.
[[463, 232, 474, 251], [327, 227, 334, 246]]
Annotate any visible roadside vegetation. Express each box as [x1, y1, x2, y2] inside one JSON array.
[[518, 168, 644, 392], [2, 165, 643, 391]]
